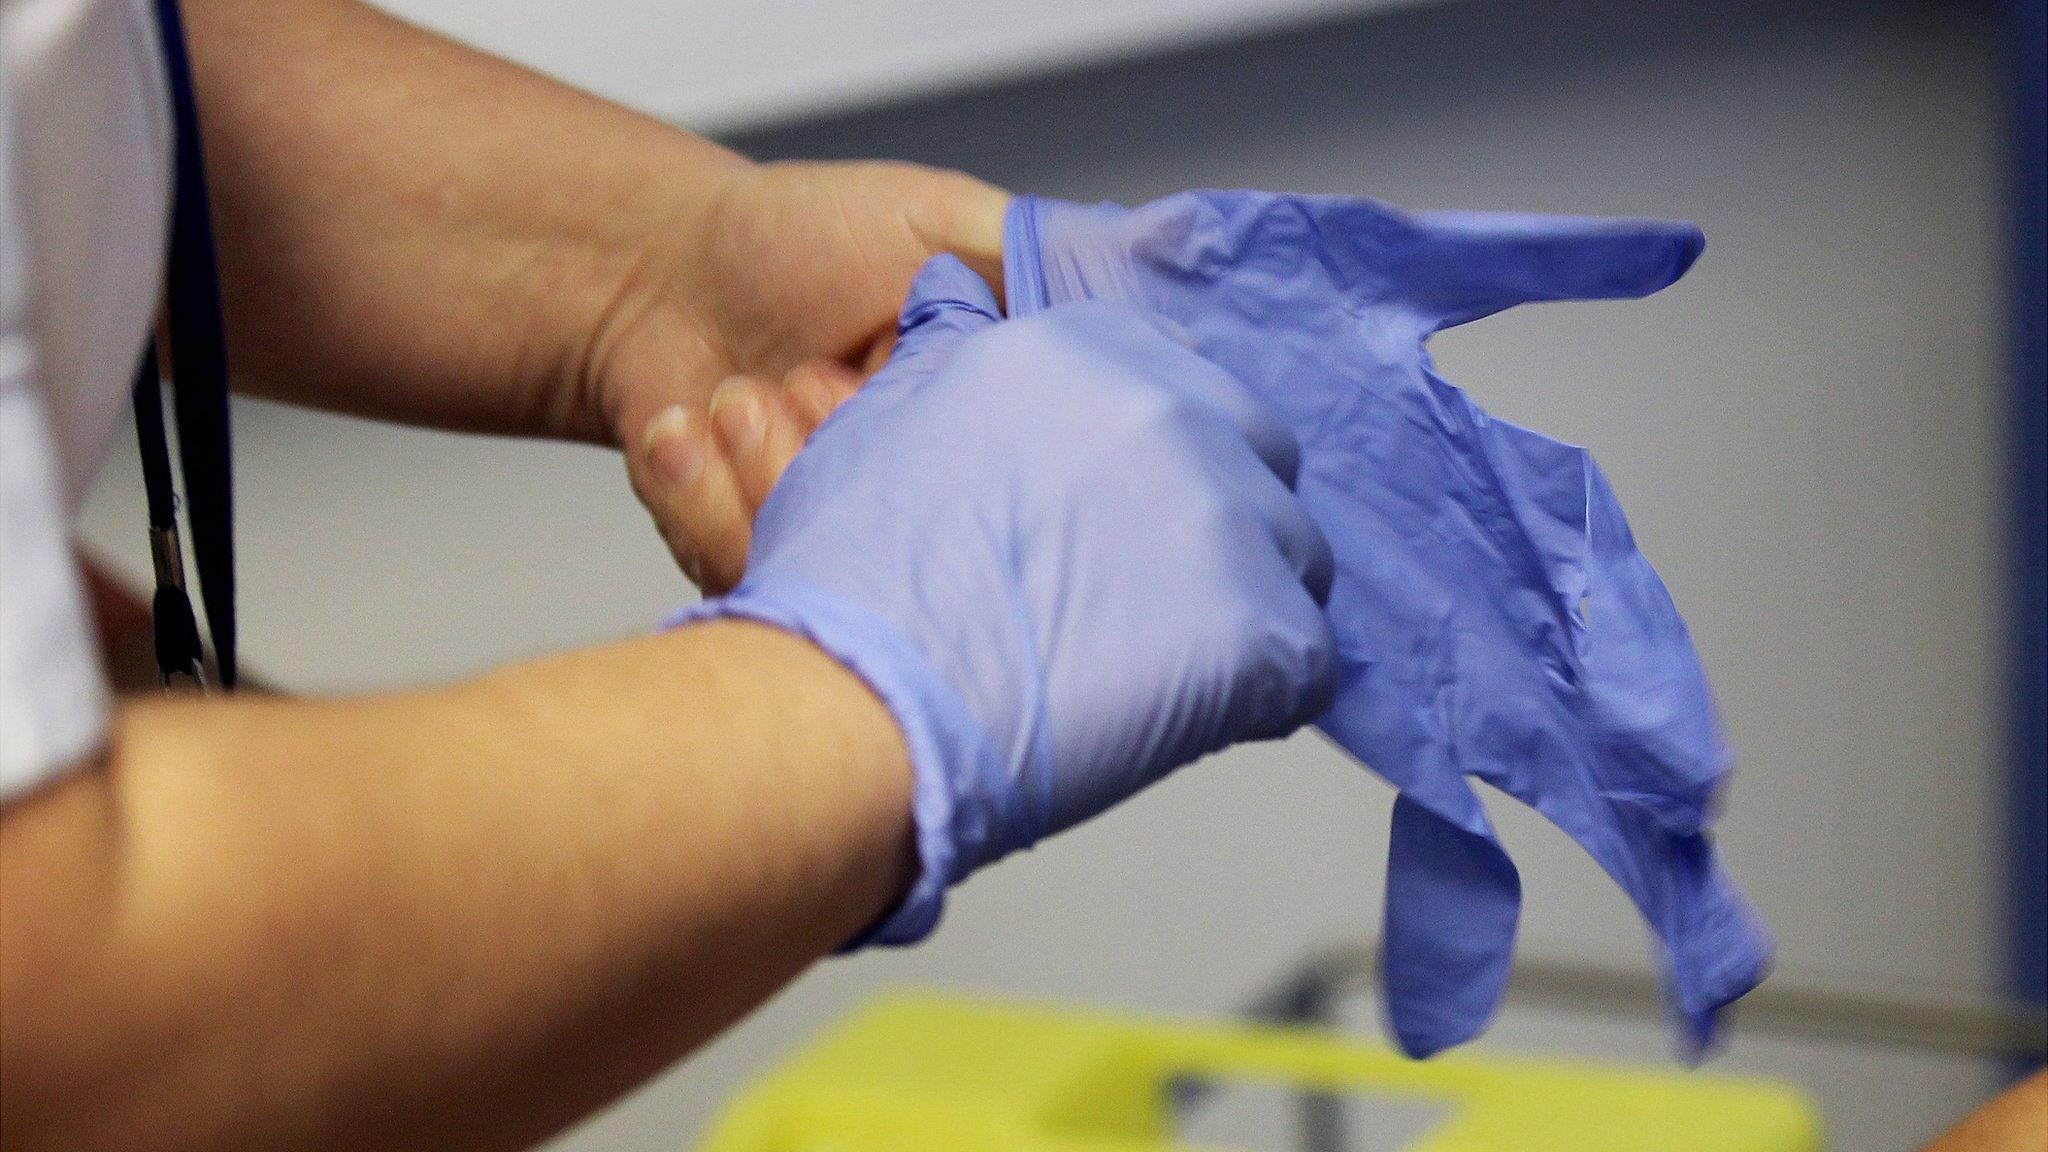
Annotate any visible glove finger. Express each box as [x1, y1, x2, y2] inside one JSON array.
[[889, 254, 1003, 374], [1152, 340, 1306, 489], [1034, 299, 1308, 487], [1396, 211, 1704, 329], [1221, 554, 1339, 743], [1381, 793, 1522, 1058], [1228, 453, 1336, 606], [1602, 814, 1773, 1059], [1497, 751, 1771, 1059], [1027, 296, 1306, 490]]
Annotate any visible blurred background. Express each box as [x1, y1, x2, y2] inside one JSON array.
[[75, 0, 2044, 1147]]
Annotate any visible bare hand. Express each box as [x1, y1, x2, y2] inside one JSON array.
[[587, 160, 1008, 592]]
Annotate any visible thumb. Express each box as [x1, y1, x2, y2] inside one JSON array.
[[888, 254, 1002, 373]]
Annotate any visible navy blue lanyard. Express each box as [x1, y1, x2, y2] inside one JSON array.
[[133, 0, 236, 689]]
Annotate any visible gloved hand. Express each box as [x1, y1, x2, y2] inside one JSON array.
[[673, 254, 1338, 945], [1006, 192, 1771, 1058]]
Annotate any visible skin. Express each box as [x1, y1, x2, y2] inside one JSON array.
[[1919, 1072, 2047, 1152], [183, 0, 1007, 591], [1, 622, 914, 1152], [3, 0, 1010, 1148]]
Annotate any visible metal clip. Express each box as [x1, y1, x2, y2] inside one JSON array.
[[149, 524, 209, 692]]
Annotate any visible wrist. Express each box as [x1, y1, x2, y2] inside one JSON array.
[[572, 614, 920, 951], [696, 618, 921, 934], [670, 578, 1007, 947], [552, 137, 759, 446]]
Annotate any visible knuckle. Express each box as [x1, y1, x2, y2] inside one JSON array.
[[1162, 476, 1241, 546], [1233, 595, 1339, 731], [1113, 382, 1185, 438]]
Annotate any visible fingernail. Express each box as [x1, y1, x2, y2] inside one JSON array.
[[710, 378, 767, 455], [643, 405, 706, 488]]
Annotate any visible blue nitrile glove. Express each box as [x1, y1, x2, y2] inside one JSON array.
[[1006, 192, 1771, 1058], [673, 254, 1338, 946]]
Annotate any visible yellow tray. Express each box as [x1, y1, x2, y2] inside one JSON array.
[[695, 994, 1822, 1151]]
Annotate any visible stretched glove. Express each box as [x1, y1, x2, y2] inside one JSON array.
[[1005, 192, 1771, 1058], [675, 255, 1338, 946]]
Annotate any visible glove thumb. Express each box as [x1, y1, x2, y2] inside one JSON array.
[[889, 254, 1003, 373]]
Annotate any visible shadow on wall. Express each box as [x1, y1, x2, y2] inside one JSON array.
[[726, 0, 1990, 205]]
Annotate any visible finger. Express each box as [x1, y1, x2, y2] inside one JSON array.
[[1381, 793, 1523, 1058], [709, 375, 808, 511], [637, 403, 754, 595], [1163, 343, 1302, 488], [782, 360, 861, 434], [887, 254, 1002, 375], [857, 327, 897, 377], [1241, 463, 1336, 605], [1051, 301, 1305, 488], [914, 172, 1009, 292]]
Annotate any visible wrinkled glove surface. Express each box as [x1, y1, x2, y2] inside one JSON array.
[[1004, 192, 1771, 1058], [679, 255, 1337, 949]]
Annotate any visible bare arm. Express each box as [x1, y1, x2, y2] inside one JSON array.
[[1920, 1073, 2047, 1152], [0, 621, 913, 1152], [182, 0, 1006, 446], [181, 0, 1007, 590], [183, 0, 745, 441]]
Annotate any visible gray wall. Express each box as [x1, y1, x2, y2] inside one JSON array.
[[75, 0, 2011, 1146]]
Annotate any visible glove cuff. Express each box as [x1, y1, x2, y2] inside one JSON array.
[[665, 578, 1002, 948]]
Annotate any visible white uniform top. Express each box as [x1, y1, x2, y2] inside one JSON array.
[[0, 0, 170, 801]]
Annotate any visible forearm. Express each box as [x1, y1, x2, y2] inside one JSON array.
[[183, 0, 746, 440], [0, 621, 912, 1152]]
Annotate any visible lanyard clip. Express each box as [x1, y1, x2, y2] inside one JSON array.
[[148, 524, 208, 692]]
